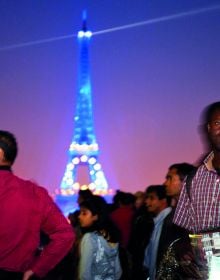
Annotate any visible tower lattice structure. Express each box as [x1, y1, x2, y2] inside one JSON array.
[[59, 13, 109, 197]]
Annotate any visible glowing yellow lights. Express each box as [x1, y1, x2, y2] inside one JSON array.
[[96, 171, 104, 178], [90, 170, 95, 175], [65, 171, 72, 179], [93, 189, 109, 196], [52, 184, 114, 199], [88, 157, 96, 165], [88, 183, 96, 190], [80, 155, 88, 162], [67, 163, 74, 170], [94, 178, 102, 186], [63, 172, 69, 179], [72, 157, 80, 164], [69, 143, 99, 153], [94, 163, 101, 171], [60, 189, 76, 196], [66, 178, 74, 185], [73, 182, 80, 190], [81, 184, 89, 190]]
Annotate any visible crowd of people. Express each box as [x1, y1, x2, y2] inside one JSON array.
[[0, 101, 220, 280]]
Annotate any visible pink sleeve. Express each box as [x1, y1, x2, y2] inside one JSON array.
[[31, 188, 75, 277]]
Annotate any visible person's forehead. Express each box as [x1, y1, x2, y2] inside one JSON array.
[[146, 192, 158, 198], [80, 206, 90, 212], [168, 168, 179, 177]]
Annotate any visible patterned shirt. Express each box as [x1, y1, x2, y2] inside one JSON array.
[[173, 152, 220, 233], [79, 232, 122, 280]]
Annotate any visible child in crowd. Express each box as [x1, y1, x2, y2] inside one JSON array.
[[78, 195, 122, 280]]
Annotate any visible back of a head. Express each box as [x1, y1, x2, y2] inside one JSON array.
[[0, 130, 18, 165], [112, 190, 121, 206], [78, 189, 93, 200], [121, 192, 135, 206], [169, 163, 196, 182], [134, 191, 145, 198], [77, 189, 93, 205]]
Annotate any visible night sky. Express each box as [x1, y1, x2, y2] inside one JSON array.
[[1, 0, 220, 196]]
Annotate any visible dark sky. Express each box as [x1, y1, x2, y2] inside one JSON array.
[[0, 0, 220, 195]]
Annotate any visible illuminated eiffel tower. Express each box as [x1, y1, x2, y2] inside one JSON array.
[[56, 12, 110, 214]]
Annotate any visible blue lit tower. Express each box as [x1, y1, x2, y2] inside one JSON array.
[[58, 12, 109, 204]]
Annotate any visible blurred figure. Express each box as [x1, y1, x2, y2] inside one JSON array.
[[128, 190, 153, 280], [164, 162, 196, 207], [110, 191, 135, 280], [133, 190, 147, 223], [0, 130, 75, 280], [174, 101, 220, 279], [134, 191, 145, 210], [77, 189, 93, 205], [110, 191, 135, 249], [78, 195, 122, 280]]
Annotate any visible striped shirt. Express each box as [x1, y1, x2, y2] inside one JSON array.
[[173, 152, 220, 233]]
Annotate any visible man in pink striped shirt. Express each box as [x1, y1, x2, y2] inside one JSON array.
[[173, 101, 220, 279]]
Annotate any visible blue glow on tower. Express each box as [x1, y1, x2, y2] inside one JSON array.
[[58, 12, 110, 200]]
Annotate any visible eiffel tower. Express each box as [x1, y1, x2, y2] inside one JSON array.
[[56, 12, 110, 215]]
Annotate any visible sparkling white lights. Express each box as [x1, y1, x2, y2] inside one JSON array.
[[77, 30, 92, 38]]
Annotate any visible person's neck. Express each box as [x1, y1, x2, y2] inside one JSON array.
[[212, 153, 220, 175], [171, 197, 179, 207], [212, 152, 220, 168], [0, 165, 12, 171]]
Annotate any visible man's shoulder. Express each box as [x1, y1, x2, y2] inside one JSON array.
[[163, 209, 175, 225], [11, 174, 49, 199]]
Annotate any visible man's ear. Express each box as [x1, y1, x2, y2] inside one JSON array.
[[0, 148, 5, 162], [207, 123, 210, 132], [0, 148, 11, 166]]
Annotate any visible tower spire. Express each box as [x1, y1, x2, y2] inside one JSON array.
[[82, 10, 87, 31]]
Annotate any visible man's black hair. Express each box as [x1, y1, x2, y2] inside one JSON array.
[[0, 130, 18, 164], [169, 163, 196, 182], [146, 185, 171, 205]]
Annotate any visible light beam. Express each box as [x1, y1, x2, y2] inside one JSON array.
[[0, 5, 219, 51]]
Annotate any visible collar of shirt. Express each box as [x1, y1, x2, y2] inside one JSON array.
[[153, 207, 172, 225], [204, 151, 220, 175], [204, 151, 214, 171]]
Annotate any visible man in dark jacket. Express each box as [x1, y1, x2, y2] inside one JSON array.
[[143, 185, 198, 280]]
